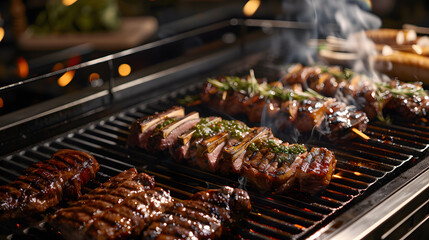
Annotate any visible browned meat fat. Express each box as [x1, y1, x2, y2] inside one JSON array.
[[0, 149, 99, 220], [127, 106, 185, 149], [146, 112, 200, 153]]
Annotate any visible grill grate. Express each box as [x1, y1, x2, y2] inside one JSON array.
[[1, 78, 429, 240]]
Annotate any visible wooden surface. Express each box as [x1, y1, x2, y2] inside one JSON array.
[[18, 17, 158, 51]]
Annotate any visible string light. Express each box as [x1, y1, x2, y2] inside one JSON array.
[[57, 71, 75, 87], [17, 57, 29, 79], [62, 0, 78, 6], [243, 0, 261, 17], [118, 64, 131, 77]]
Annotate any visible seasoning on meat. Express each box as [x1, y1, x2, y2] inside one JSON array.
[[201, 73, 369, 140], [128, 107, 337, 195], [282, 64, 429, 122]]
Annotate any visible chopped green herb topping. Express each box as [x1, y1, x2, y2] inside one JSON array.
[[192, 118, 250, 140], [207, 70, 325, 102], [248, 139, 307, 163], [155, 118, 176, 131], [375, 82, 428, 98]]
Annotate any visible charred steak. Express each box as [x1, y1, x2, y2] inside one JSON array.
[[128, 107, 337, 196], [84, 187, 174, 240], [49, 168, 155, 240], [201, 74, 369, 140], [143, 186, 251, 239], [0, 149, 99, 220], [282, 64, 429, 122]]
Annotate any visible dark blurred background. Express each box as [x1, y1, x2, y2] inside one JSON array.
[[0, 0, 428, 115]]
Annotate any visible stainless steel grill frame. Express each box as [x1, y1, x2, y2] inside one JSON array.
[[1, 20, 429, 240]]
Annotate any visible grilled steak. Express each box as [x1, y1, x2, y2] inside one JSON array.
[[129, 107, 337, 195], [297, 147, 337, 195], [49, 168, 155, 240], [143, 186, 251, 239], [241, 141, 308, 194], [282, 64, 429, 122], [127, 106, 185, 149], [201, 75, 369, 140], [84, 188, 174, 240], [146, 112, 200, 153], [0, 149, 99, 220], [325, 101, 369, 140]]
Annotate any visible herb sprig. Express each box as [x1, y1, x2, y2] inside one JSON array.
[[375, 82, 428, 98], [207, 70, 325, 102]]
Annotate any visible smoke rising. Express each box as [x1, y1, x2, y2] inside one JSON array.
[[262, 0, 382, 142]]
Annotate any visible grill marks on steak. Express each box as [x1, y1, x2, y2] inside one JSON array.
[[49, 168, 155, 240], [128, 107, 337, 196], [49, 167, 250, 240], [0, 149, 99, 220], [84, 188, 174, 240], [282, 64, 429, 121], [143, 186, 251, 240], [242, 143, 306, 194], [297, 148, 337, 195]]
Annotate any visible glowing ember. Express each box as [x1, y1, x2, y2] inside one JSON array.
[[294, 224, 306, 229], [333, 174, 342, 179], [351, 128, 370, 141], [0, 97, 3, 108]]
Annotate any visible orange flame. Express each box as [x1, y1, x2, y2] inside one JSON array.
[[352, 128, 370, 140]]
